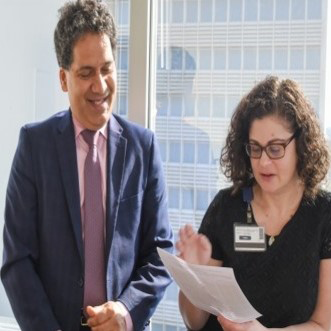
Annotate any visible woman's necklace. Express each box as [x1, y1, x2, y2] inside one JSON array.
[[268, 235, 275, 246]]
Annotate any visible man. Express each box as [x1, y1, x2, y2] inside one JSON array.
[[1, 1, 173, 330]]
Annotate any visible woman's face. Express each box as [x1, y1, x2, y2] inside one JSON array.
[[248, 115, 299, 195]]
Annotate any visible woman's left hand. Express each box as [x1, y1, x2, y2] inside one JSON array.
[[217, 315, 267, 331]]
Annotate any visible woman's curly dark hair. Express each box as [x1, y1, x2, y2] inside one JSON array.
[[54, 0, 117, 69], [221, 76, 329, 198]]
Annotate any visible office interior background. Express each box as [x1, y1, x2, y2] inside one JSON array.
[[0, 0, 330, 330]]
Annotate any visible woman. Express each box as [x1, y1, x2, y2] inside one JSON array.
[[177, 76, 331, 331]]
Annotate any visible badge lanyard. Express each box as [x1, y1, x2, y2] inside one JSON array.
[[233, 187, 267, 252]]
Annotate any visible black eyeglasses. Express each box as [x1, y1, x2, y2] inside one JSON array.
[[245, 132, 297, 160]]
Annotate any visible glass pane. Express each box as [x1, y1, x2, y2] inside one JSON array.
[[274, 47, 288, 70], [215, 0, 227, 22], [260, 0, 273, 21], [196, 189, 209, 210], [275, 0, 289, 20], [168, 187, 180, 208], [186, 0, 198, 23], [172, 0, 184, 23], [197, 142, 210, 164], [291, 0, 305, 20], [183, 142, 195, 163], [169, 141, 181, 162], [214, 48, 226, 70], [243, 47, 257, 69], [152, 324, 163, 331], [290, 48, 304, 70], [228, 48, 241, 70], [159, 140, 167, 162], [244, 0, 258, 21], [229, 0, 243, 21], [170, 95, 183, 116], [108, 0, 130, 118], [182, 188, 194, 209], [259, 48, 272, 70], [199, 48, 212, 70], [306, 47, 320, 70], [307, 0, 321, 19], [200, 0, 213, 22], [197, 95, 211, 117], [213, 95, 226, 117]]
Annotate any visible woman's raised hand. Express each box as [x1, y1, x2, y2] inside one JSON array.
[[176, 224, 212, 265]]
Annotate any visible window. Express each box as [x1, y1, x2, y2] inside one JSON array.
[[260, 0, 273, 21], [197, 142, 210, 164], [259, 48, 272, 70], [117, 1, 129, 25], [199, 48, 212, 70], [197, 95, 211, 117], [182, 188, 194, 209], [291, 0, 305, 20], [306, 46, 320, 70], [243, 47, 257, 69], [213, 95, 226, 117], [183, 141, 195, 163], [171, 47, 183, 70], [172, 0, 184, 23], [186, 0, 198, 23], [213, 48, 226, 70], [196, 189, 209, 210], [229, 0, 243, 21], [244, 0, 258, 21], [274, 47, 288, 70], [117, 94, 127, 116], [215, 0, 227, 22], [200, 0, 213, 22], [307, 0, 321, 19], [169, 141, 181, 162], [168, 187, 180, 208], [159, 140, 167, 162], [290, 48, 304, 70], [228, 95, 240, 116], [275, 0, 289, 20], [185, 49, 197, 70], [228, 48, 241, 70], [170, 95, 183, 116], [156, 94, 168, 116], [184, 95, 196, 116], [118, 48, 128, 70]]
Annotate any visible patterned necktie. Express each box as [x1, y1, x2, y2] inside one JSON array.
[[81, 129, 106, 308]]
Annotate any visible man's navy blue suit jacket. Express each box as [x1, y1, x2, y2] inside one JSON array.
[[1, 110, 173, 331]]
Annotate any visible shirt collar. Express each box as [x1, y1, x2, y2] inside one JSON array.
[[72, 115, 108, 140]]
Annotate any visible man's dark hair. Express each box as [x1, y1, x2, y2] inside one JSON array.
[[54, 0, 117, 69]]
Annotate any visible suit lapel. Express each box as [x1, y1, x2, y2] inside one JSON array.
[[55, 111, 83, 264], [105, 115, 127, 260]]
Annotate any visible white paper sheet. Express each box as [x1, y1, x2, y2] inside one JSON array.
[[157, 247, 261, 323]]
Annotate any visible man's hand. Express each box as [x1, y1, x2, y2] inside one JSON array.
[[86, 301, 127, 331]]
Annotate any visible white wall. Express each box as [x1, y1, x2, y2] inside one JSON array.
[[0, 0, 68, 318]]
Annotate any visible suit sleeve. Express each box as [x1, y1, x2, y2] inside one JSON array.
[[117, 132, 174, 331], [1, 127, 60, 331]]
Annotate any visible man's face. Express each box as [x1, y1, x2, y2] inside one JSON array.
[[60, 33, 117, 130]]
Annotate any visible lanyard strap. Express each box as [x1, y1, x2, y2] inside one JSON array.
[[242, 187, 253, 224]]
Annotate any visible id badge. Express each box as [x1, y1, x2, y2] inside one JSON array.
[[234, 223, 266, 252]]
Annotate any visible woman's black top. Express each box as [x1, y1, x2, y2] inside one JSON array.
[[196, 187, 331, 330]]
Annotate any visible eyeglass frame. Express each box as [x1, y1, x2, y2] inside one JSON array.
[[245, 131, 298, 160]]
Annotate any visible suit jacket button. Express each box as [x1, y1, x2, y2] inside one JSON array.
[[78, 277, 84, 287]]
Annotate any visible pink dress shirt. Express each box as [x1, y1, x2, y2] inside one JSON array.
[[72, 116, 133, 331]]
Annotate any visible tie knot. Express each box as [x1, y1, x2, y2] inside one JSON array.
[[81, 129, 98, 148]]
